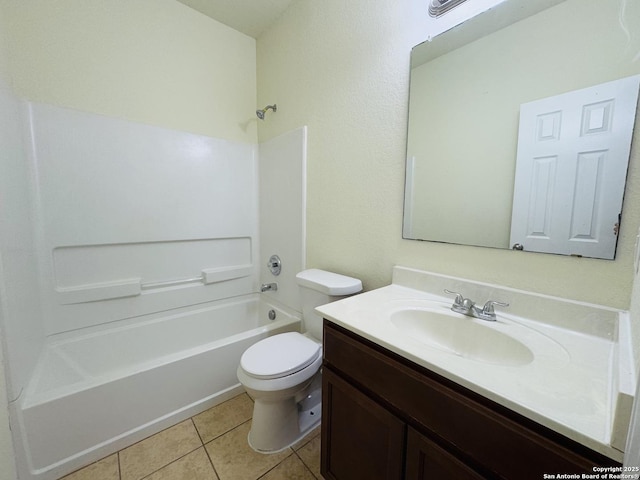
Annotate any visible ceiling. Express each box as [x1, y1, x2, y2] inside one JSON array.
[[175, 0, 297, 38]]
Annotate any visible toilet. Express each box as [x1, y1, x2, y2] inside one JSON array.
[[237, 268, 362, 453]]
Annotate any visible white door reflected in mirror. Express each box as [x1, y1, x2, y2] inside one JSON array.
[[510, 75, 640, 259]]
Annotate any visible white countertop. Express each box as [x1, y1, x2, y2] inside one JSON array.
[[317, 280, 626, 461]]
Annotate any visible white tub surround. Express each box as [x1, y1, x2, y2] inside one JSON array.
[[2, 102, 310, 480], [12, 101, 261, 480], [25, 102, 260, 334], [316, 266, 634, 462], [258, 127, 307, 314]]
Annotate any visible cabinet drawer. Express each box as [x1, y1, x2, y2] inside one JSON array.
[[323, 321, 617, 480]]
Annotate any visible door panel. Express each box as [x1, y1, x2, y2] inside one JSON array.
[[510, 75, 640, 258], [321, 368, 405, 480]]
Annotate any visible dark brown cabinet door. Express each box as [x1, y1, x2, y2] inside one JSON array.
[[321, 367, 406, 480], [406, 427, 486, 480]]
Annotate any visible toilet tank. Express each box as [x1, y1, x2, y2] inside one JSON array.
[[295, 269, 362, 340]]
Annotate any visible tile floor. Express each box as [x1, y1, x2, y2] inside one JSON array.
[[59, 393, 323, 480]]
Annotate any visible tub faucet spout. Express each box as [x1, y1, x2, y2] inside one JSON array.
[[261, 283, 278, 292]]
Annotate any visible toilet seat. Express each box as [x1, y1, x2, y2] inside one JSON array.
[[240, 332, 321, 380]]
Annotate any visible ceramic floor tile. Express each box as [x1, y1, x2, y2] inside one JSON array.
[[60, 453, 119, 480], [193, 393, 253, 443], [145, 447, 218, 480], [291, 425, 321, 451], [205, 421, 292, 480], [258, 454, 316, 480], [119, 420, 202, 480], [295, 435, 321, 479]]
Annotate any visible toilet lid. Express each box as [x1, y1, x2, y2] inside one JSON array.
[[240, 332, 321, 380]]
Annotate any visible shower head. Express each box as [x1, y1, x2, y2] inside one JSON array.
[[256, 104, 277, 120]]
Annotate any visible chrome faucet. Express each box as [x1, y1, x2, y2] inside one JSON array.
[[444, 289, 508, 321], [261, 282, 278, 292]]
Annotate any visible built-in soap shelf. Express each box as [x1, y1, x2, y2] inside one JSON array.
[[56, 278, 142, 305], [52, 237, 255, 305], [56, 264, 254, 305]]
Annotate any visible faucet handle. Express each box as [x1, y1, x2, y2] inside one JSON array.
[[445, 289, 472, 314], [481, 300, 509, 315], [444, 289, 464, 307]]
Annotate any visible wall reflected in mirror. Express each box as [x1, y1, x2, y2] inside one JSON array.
[[403, 0, 640, 259]]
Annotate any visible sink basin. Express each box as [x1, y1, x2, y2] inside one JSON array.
[[390, 307, 534, 366]]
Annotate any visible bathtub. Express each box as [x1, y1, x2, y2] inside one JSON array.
[[15, 293, 300, 480]]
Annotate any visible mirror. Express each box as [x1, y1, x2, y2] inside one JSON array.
[[404, 0, 640, 259]]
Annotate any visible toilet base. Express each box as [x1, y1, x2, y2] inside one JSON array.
[[297, 396, 321, 436], [247, 377, 322, 454]]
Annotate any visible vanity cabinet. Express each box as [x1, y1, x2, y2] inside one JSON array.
[[321, 321, 620, 480]]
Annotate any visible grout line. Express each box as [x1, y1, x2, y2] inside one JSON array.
[[202, 444, 222, 480], [117, 451, 122, 480], [190, 417, 205, 445], [292, 426, 321, 452], [255, 450, 295, 479], [202, 418, 252, 445], [293, 450, 318, 479], [200, 416, 254, 445], [202, 419, 255, 479], [193, 393, 253, 444], [293, 436, 313, 452], [118, 419, 202, 480], [137, 446, 205, 480], [119, 418, 195, 454]]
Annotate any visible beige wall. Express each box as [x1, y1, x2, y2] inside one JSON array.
[[257, 0, 640, 309], [0, 0, 257, 144]]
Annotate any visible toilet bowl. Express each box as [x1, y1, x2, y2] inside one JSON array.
[[237, 269, 362, 453]]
